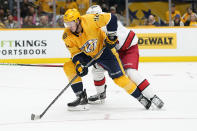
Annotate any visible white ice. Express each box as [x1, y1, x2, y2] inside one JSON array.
[[0, 62, 197, 131]]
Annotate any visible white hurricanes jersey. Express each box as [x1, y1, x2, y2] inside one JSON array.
[[101, 21, 138, 51]]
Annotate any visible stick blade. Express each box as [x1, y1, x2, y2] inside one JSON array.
[[31, 113, 41, 120]]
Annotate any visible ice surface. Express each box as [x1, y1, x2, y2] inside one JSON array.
[[0, 62, 197, 131]]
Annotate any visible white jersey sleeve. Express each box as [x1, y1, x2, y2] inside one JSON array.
[[100, 21, 138, 51], [116, 21, 138, 51]]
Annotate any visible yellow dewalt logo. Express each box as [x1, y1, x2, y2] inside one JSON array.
[[137, 33, 177, 49]]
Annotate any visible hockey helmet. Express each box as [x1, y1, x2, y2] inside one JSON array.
[[86, 5, 103, 14], [64, 8, 80, 23]]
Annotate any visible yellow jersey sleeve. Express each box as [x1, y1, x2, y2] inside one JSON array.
[[94, 13, 111, 28]]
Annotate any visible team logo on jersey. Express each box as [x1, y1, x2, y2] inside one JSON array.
[[81, 39, 97, 53]]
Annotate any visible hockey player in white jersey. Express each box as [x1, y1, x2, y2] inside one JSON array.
[[86, 5, 164, 109]]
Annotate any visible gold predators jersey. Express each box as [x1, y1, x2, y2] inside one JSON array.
[[62, 13, 111, 59]]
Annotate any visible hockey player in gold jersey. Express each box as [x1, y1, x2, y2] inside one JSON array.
[[62, 8, 152, 110]]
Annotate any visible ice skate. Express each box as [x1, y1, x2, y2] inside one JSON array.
[[150, 95, 164, 109], [137, 94, 152, 110], [88, 85, 107, 104], [67, 89, 89, 111]]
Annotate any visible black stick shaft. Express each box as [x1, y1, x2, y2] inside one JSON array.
[[38, 47, 106, 119], [39, 74, 78, 119]]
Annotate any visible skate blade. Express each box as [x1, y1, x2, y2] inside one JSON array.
[[149, 103, 164, 110], [67, 105, 89, 111], [149, 105, 156, 110], [155, 103, 164, 109], [151, 101, 164, 110], [88, 99, 105, 105]]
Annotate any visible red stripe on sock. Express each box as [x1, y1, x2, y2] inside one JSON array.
[[138, 79, 150, 91], [94, 77, 106, 86]]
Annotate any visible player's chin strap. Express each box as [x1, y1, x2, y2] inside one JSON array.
[[31, 46, 106, 120]]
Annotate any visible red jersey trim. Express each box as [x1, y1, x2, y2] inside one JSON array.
[[119, 31, 135, 51]]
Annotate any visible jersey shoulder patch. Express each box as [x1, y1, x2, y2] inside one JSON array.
[[62, 28, 74, 48], [62, 28, 70, 40], [63, 32, 67, 40]]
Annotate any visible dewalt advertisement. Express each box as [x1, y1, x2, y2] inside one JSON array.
[[137, 33, 177, 49]]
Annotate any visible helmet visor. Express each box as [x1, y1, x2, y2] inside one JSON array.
[[64, 21, 76, 28]]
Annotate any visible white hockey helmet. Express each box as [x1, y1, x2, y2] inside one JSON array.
[[86, 5, 103, 14]]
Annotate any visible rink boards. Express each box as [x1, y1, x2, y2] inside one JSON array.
[[0, 27, 197, 64]]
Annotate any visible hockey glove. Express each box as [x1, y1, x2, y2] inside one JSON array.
[[75, 62, 88, 77], [104, 35, 118, 49]]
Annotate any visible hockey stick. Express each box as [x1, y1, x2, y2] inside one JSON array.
[[31, 47, 106, 120], [0, 63, 63, 67]]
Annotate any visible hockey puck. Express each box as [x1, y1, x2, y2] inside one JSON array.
[[31, 114, 35, 120], [31, 113, 40, 120]]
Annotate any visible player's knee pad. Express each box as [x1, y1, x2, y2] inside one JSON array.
[[113, 75, 137, 94], [92, 64, 105, 81], [63, 59, 82, 83]]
